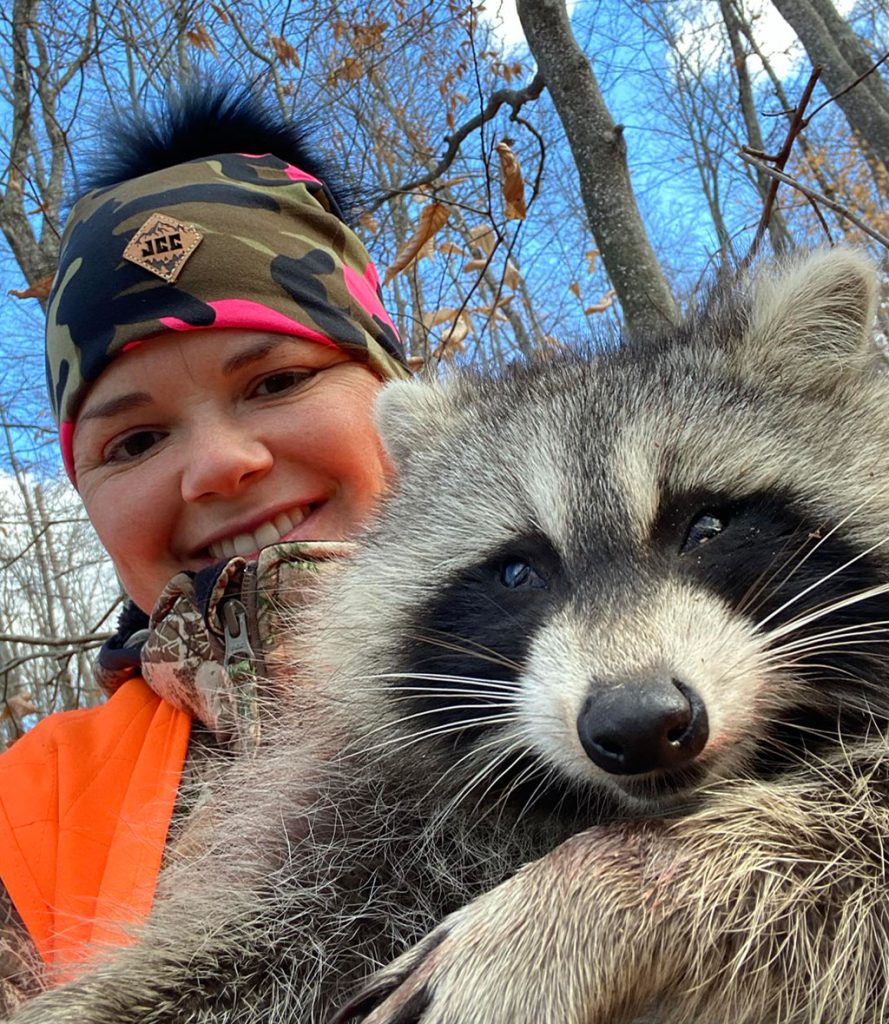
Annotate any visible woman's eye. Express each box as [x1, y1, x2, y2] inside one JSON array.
[[500, 560, 547, 590], [105, 430, 165, 463], [682, 512, 727, 553], [252, 370, 311, 397]]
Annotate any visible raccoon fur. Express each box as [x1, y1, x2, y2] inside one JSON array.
[[10, 247, 889, 1024]]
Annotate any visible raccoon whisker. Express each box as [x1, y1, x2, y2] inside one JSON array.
[[742, 497, 881, 619], [762, 579, 889, 642], [755, 542, 889, 633], [359, 672, 519, 692], [765, 620, 889, 656], [757, 574, 889, 642], [493, 748, 558, 825], [418, 730, 531, 809], [763, 637, 889, 666], [405, 630, 523, 672], [355, 686, 519, 705], [359, 711, 522, 757], [339, 683, 520, 727], [737, 526, 823, 620], [468, 746, 538, 821], [765, 662, 888, 698], [426, 739, 528, 833]]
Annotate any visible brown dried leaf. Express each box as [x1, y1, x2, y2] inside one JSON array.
[[2, 691, 37, 722], [461, 257, 489, 274], [270, 35, 300, 68], [358, 211, 379, 234], [432, 313, 469, 360], [469, 223, 497, 255], [584, 289, 616, 315], [8, 273, 53, 300], [422, 307, 460, 329], [436, 176, 471, 190], [585, 248, 600, 274], [569, 281, 582, 301], [437, 241, 467, 256], [496, 140, 527, 220], [186, 24, 217, 56], [416, 235, 437, 262], [210, 2, 229, 22], [503, 258, 521, 290], [384, 203, 451, 285], [328, 56, 365, 84]]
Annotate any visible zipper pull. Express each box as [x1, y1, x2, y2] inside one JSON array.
[[221, 598, 255, 670]]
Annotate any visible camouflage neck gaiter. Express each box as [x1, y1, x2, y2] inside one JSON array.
[[45, 152, 408, 483]]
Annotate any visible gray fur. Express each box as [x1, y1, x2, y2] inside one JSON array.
[[10, 248, 889, 1024]]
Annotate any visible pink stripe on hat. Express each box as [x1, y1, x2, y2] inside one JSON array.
[[342, 263, 398, 336], [159, 300, 339, 348], [60, 421, 77, 485]]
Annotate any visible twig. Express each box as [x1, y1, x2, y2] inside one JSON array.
[[367, 73, 546, 212], [0, 644, 106, 679], [0, 631, 112, 647], [739, 153, 889, 249], [742, 66, 822, 265], [809, 51, 889, 119]]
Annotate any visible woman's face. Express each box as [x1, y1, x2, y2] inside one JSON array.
[[73, 329, 389, 611]]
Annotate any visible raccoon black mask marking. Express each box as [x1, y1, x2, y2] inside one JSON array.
[[369, 247, 889, 814], [12, 249, 889, 1024]]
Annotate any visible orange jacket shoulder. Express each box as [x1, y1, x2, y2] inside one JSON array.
[[0, 676, 191, 974]]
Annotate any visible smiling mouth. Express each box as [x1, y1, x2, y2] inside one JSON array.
[[207, 504, 316, 560]]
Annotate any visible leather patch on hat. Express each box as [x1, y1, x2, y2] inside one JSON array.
[[123, 213, 203, 283]]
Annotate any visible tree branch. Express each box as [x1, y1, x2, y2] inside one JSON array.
[[739, 152, 889, 248], [742, 65, 822, 265], [367, 73, 545, 211], [0, 631, 112, 647]]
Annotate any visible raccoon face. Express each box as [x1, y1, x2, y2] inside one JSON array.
[[336, 249, 889, 820]]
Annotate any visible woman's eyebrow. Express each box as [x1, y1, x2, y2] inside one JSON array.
[[78, 392, 153, 421], [222, 339, 288, 375]]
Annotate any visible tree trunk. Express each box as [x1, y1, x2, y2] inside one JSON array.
[[720, 0, 793, 255], [516, 0, 679, 334], [771, 0, 889, 171]]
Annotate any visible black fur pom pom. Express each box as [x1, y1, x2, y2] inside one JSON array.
[[78, 81, 359, 223]]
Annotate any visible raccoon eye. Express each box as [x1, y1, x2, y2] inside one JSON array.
[[500, 560, 547, 589], [682, 512, 726, 552]]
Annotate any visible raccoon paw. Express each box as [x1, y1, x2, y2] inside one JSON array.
[[331, 926, 447, 1024], [332, 887, 562, 1024]]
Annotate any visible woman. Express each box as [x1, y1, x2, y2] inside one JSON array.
[[0, 84, 409, 1011]]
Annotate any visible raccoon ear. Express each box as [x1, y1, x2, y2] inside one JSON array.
[[373, 378, 460, 468], [740, 248, 878, 386]]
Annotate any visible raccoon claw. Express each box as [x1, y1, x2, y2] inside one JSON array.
[[334, 883, 550, 1024], [332, 928, 447, 1024]]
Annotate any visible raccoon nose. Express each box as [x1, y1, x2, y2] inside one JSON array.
[[576, 679, 708, 775]]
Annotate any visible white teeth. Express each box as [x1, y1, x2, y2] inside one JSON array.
[[207, 504, 312, 560], [232, 531, 259, 557], [253, 521, 282, 549]]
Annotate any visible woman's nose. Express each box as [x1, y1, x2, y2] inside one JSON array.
[[180, 421, 273, 501]]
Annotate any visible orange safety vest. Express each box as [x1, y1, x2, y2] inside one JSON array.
[[0, 676, 191, 976]]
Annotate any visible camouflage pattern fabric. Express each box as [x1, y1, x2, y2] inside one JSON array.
[[137, 541, 355, 754], [45, 153, 408, 481]]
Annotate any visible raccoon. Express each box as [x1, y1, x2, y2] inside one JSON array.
[[10, 247, 889, 1024]]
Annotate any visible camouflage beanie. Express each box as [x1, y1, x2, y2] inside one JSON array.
[[45, 152, 408, 483]]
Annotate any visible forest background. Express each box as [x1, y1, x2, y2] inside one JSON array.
[[0, 0, 887, 744]]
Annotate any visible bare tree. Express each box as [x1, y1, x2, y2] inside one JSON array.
[[770, 0, 889, 171], [516, 0, 680, 334]]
